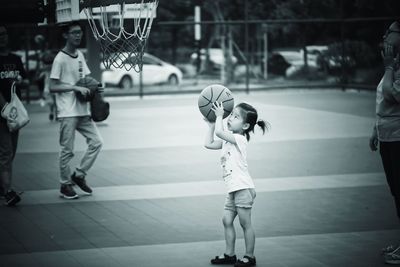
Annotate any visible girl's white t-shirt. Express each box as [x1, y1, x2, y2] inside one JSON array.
[[50, 50, 91, 118], [220, 134, 255, 193]]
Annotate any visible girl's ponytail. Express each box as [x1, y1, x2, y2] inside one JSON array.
[[257, 120, 270, 134], [236, 102, 270, 141]]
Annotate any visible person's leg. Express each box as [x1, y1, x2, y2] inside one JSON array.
[[0, 121, 13, 194], [237, 207, 255, 257], [388, 142, 400, 219], [59, 117, 77, 184], [10, 130, 18, 161], [233, 189, 256, 267], [223, 209, 237, 256], [0, 121, 21, 206], [380, 141, 400, 219], [380, 141, 400, 262], [74, 116, 103, 177], [380, 142, 395, 195], [211, 194, 238, 265]]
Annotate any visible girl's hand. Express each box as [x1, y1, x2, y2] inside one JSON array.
[[211, 101, 224, 118]]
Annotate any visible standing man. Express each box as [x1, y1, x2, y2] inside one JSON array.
[[0, 25, 29, 206], [50, 21, 103, 199], [369, 20, 400, 265]]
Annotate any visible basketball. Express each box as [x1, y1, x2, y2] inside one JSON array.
[[198, 84, 234, 122], [75, 76, 102, 102]]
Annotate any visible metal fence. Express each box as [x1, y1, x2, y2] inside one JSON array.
[[6, 16, 397, 100]]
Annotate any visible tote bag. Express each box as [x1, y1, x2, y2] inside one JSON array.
[[1, 82, 30, 132]]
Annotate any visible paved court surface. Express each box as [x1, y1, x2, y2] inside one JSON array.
[[1, 89, 399, 267]]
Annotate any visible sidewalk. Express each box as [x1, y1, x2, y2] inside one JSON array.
[[1, 89, 398, 267], [21, 76, 371, 102]]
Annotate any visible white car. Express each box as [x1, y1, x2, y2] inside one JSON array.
[[101, 53, 183, 89], [190, 48, 238, 69]]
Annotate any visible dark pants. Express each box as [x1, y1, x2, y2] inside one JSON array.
[[0, 120, 19, 194], [380, 141, 400, 219]]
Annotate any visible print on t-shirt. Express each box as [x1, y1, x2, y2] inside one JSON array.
[[221, 147, 233, 182]]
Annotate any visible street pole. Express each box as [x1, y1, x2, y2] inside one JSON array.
[[340, 0, 346, 91], [245, 0, 249, 94], [139, 69, 143, 98], [24, 28, 31, 104], [221, 35, 225, 83], [263, 24, 268, 80], [194, 4, 201, 84]]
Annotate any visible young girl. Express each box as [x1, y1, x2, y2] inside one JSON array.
[[204, 101, 268, 267]]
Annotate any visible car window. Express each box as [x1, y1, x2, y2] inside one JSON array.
[[142, 56, 161, 65]]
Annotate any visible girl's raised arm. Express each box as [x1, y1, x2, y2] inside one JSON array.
[[204, 118, 222, 150], [212, 102, 236, 144]]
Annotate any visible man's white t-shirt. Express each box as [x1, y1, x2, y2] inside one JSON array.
[[50, 50, 91, 118], [220, 134, 255, 193]]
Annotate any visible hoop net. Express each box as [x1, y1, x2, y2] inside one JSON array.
[[82, 0, 158, 72]]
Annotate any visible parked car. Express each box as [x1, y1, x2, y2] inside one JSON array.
[[274, 50, 303, 66], [301, 45, 329, 68], [275, 46, 328, 68], [190, 48, 238, 69], [265, 53, 291, 76], [101, 53, 183, 89]]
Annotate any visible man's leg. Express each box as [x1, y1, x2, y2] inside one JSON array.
[[74, 116, 103, 177], [59, 117, 77, 184]]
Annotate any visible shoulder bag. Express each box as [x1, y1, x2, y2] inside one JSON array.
[[1, 82, 30, 132]]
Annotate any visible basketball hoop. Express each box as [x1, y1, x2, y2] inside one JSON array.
[[81, 0, 158, 72]]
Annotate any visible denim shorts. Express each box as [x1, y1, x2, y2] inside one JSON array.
[[224, 188, 256, 211]]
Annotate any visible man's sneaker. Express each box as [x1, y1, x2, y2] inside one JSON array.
[[4, 190, 21, 206], [60, 184, 78, 199], [234, 256, 256, 267], [384, 252, 400, 265], [211, 254, 237, 264], [71, 173, 92, 195], [383, 245, 400, 255]]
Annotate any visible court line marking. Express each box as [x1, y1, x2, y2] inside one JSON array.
[[20, 172, 385, 205]]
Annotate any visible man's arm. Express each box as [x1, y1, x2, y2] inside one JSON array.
[[50, 78, 90, 96]]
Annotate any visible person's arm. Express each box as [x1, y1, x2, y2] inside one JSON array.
[[204, 119, 222, 149], [14, 56, 29, 88], [0, 93, 6, 109], [49, 78, 90, 96], [49, 54, 90, 96], [212, 102, 236, 144], [369, 124, 378, 151], [381, 44, 400, 102]]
